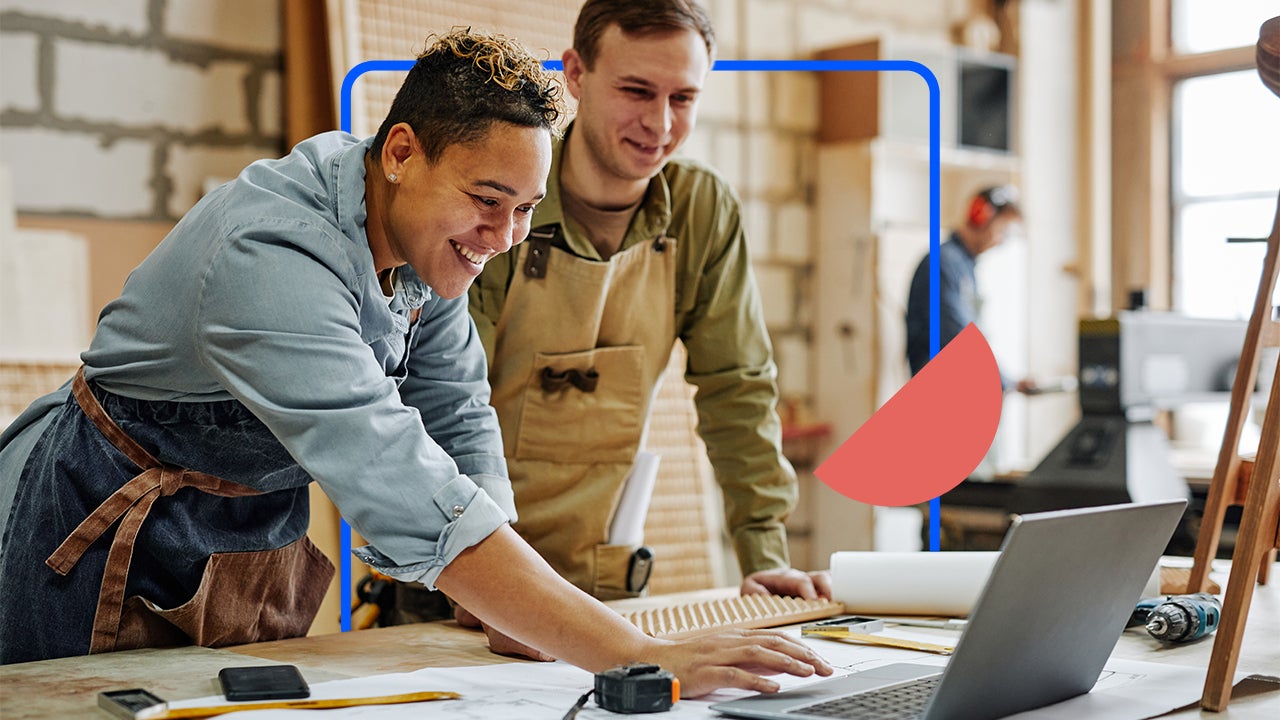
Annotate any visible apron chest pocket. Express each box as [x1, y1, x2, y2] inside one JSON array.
[[516, 346, 645, 463]]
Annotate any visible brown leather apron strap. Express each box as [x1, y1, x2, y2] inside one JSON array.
[[522, 228, 554, 279], [69, 366, 162, 470], [49, 367, 261, 654]]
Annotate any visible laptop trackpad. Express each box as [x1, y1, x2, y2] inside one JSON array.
[[711, 663, 940, 718]]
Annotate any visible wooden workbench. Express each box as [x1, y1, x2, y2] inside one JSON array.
[[2, 576, 1277, 719]]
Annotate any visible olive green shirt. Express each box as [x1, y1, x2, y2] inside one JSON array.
[[469, 129, 797, 577]]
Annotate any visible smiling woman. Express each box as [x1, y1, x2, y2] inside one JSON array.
[[0, 23, 831, 699], [0, 27, 563, 668]]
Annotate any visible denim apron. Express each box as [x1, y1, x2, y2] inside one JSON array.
[[0, 368, 333, 664], [487, 229, 677, 600]]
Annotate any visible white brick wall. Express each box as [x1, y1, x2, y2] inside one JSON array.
[[743, 0, 794, 58], [772, 201, 811, 262], [0, 128, 152, 215], [710, 125, 745, 190], [3, 1, 283, 222], [0, 0, 148, 34], [0, 164, 13, 231], [698, 71, 740, 123], [745, 129, 795, 197], [754, 264, 794, 327], [795, 7, 886, 55], [706, 0, 740, 58], [741, 198, 770, 259], [54, 41, 250, 134], [677, 125, 713, 165], [742, 71, 769, 128], [259, 70, 283, 137], [167, 145, 273, 217], [164, 0, 280, 53], [864, 0, 955, 34], [796, 136, 816, 198], [774, 72, 818, 132], [1, 32, 39, 112], [772, 333, 810, 396]]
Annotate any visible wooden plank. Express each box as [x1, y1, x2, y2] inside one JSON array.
[[283, 0, 338, 146], [230, 620, 517, 676]]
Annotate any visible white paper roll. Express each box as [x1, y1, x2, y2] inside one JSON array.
[[829, 551, 1001, 617], [607, 451, 661, 547]]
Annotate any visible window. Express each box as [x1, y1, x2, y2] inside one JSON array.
[[1168, 1, 1279, 320], [1172, 0, 1277, 54]]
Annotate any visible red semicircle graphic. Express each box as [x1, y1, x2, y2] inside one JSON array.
[[814, 323, 1004, 507]]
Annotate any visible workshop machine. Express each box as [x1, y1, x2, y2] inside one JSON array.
[[1009, 312, 1249, 536]]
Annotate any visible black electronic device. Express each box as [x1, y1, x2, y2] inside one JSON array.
[[218, 664, 310, 702], [595, 663, 678, 714], [957, 52, 1014, 153], [97, 689, 166, 720]]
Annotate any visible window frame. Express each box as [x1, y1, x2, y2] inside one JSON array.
[[1159, 6, 1262, 317]]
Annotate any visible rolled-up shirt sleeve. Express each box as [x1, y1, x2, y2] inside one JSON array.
[[194, 218, 507, 589]]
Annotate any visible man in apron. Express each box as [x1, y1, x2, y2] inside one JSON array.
[[0, 29, 832, 696], [457, 0, 831, 657]]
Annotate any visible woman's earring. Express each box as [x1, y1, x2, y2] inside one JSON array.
[[387, 173, 398, 183]]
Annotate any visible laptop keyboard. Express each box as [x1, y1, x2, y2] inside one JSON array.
[[794, 674, 942, 719]]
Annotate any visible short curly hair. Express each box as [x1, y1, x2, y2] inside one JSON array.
[[371, 28, 564, 164]]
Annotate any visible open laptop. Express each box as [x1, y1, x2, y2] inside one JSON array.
[[711, 499, 1187, 720]]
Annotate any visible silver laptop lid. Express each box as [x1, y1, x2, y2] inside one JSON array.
[[919, 499, 1186, 720], [709, 499, 1187, 720]]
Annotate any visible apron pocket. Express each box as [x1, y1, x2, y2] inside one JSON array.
[[116, 535, 334, 650], [516, 346, 645, 463], [593, 543, 643, 601]]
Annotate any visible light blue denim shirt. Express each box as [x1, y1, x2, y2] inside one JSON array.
[[0, 132, 514, 589]]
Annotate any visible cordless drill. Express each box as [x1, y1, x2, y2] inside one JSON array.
[[1128, 593, 1221, 643]]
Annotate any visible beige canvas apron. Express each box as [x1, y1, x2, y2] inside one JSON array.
[[44, 368, 334, 654], [490, 231, 676, 599]]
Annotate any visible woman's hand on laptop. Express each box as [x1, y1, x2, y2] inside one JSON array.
[[742, 567, 834, 600], [651, 629, 834, 697]]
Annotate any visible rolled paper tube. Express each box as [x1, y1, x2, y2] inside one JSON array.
[[829, 550, 1162, 617], [828, 551, 1000, 617]]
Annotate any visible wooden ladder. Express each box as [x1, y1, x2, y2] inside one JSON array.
[[1185, 189, 1280, 712]]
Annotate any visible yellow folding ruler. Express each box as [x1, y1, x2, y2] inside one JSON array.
[[103, 690, 459, 720], [801, 616, 956, 655]]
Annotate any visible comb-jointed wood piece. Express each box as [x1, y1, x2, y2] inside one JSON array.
[[619, 595, 845, 639]]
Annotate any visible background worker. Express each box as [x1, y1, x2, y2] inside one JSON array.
[[904, 184, 1038, 496], [905, 184, 1036, 393], [0, 29, 831, 696], [453, 0, 829, 655]]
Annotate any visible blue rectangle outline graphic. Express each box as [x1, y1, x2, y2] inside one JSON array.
[[337, 58, 942, 631]]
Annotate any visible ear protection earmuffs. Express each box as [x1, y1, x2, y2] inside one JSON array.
[[967, 185, 1018, 228], [967, 193, 996, 228]]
